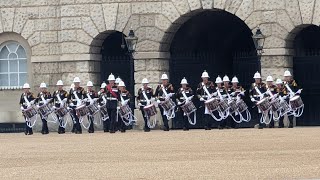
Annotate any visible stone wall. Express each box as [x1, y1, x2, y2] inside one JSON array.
[[0, 0, 319, 124]]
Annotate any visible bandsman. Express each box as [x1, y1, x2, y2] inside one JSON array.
[[266, 75, 277, 128], [275, 78, 287, 128], [36, 82, 52, 134], [118, 81, 131, 133], [19, 83, 36, 135], [105, 73, 120, 133], [283, 70, 299, 128], [85, 81, 98, 133], [52, 80, 68, 134], [137, 78, 154, 132]]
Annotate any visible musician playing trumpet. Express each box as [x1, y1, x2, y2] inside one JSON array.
[[36, 82, 52, 134], [176, 77, 194, 131], [19, 83, 36, 135], [68, 77, 85, 134], [196, 70, 215, 130], [52, 80, 68, 134], [155, 73, 175, 131]]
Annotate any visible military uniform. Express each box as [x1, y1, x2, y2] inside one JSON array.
[[176, 87, 193, 130], [118, 89, 131, 132], [249, 82, 267, 129], [215, 86, 229, 129], [36, 91, 52, 134], [137, 86, 154, 132], [276, 86, 288, 128], [85, 89, 98, 133], [105, 84, 120, 133], [155, 83, 175, 131], [52, 89, 68, 134], [68, 86, 85, 134], [196, 81, 215, 130], [266, 84, 277, 128], [98, 89, 109, 132], [19, 92, 36, 135], [223, 84, 239, 129], [284, 79, 299, 128]]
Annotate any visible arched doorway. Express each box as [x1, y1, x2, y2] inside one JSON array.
[[101, 31, 132, 88], [169, 10, 258, 128], [293, 25, 320, 126]]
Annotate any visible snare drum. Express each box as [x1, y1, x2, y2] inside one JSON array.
[[119, 105, 132, 118], [289, 95, 304, 110], [143, 104, 157, 117], [38, 104, 52, 117], [23, 106, 38, 119], [75, 104, 88, 117], [228, 100, 238, 114], [159, 98, 175, 111], [99, 104, 109, 119], [256, 98, 271, 112], [237, 99, 248, 113], [87, 102, 99, 116], [270, 98, 281, 112], [181, 101, 196, 115], [55, 107, 69, 117], [219, 99, 229, 113], [205, 98, 219, 111]]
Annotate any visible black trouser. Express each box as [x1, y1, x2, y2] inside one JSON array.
[[102, 111, 110, 131], [118, 115, 126, 131], [227, 115, 237, 128], [140, 106, 149, 131], [159, 106, 169, 130], [288, 115, 294, 127], [180, 110, 189, 129], [278, 116, 285, 127], [70, 109, 82, 133], [24, 116, 33, 134], [255, 107, 264, 128], [57, 115, 65, 133], [108, 108, 117, 132], [88, 115, 94, 133], [40, 114, 49, 134]]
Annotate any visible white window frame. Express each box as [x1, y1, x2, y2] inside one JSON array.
[[0, 41, 27, 89]]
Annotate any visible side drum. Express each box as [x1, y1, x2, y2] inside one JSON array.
[[289, 95, 304, 110], [143, 104, 157, 117], [181, 101, 197, 115], [256, 98, 271, 112], [75, 104, 88, 117], [205, 98, 219, 112]]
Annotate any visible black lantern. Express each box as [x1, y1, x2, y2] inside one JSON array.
[[123, 29, 138, 53], [252, 28, 265, 55]]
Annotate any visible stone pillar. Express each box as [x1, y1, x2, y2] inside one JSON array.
[[133, 52, 170, 130]]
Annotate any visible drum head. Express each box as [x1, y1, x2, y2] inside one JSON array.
[[257, 98, 267, 105], [290, 96, 300, 102], [205, 98, 216, 104], [144, 104, 154, 109]]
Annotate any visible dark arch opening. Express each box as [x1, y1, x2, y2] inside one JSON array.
[[101, 31, 131, 86], [169, 10, 258, 128], [293, 25, 320, 126]]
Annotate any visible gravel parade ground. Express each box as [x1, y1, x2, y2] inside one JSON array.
[[1, 127, 320, 180]]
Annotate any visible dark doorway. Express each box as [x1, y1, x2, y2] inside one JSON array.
[[293, 25, 320, 126], [169, 10, 259, 129], [101, 32, 132, 89]]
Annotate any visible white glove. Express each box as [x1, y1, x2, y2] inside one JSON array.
[[70, 103, 75, 106], [250, 98, 255, 102], [200, 97, 204, 101], [296, 89, 302, 94], [138, 103, 142, 107], [222, 94, 227, 98], [230, 92, 236, 96], [150, 98, 155, 102], [185, 98, 190, 103], [157, 100, 161, 104], [121, 102, 126, 106], [20, 106, 24, 110], [212, 92, 217, 96], [117, 107, 120, 110], [178, 102, 182, 105]]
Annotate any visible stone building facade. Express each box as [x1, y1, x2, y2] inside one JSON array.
[[0, 0, 319, 129]]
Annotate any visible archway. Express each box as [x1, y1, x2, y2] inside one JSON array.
[[293, 25, 320, 126], [100, 31, 132, 88], [168, 10, 258, 128]]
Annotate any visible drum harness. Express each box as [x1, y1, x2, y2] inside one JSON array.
[[160, 85, 176, 120], [181, 90, 196, 125], [142, 90, 157, 129], [119, 94, 137, 126]]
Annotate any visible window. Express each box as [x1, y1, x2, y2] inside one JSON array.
[[0, 42, 27, 88]]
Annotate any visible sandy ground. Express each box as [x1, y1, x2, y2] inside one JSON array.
[[1, 128, 320, 180]]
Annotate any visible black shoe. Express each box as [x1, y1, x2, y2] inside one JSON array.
[[288, 124, 293, 128], [104, 129, 109, 132], [88, 130, 94, 133], [110, 131, 115, 133], [218, 126, 223, 130], [269, 126, 274, 128], [144, 129, 150, 132], [183, 127, 189, 131], [278, 126, 284, 128], [258, 126, 263, 129], [28, 131, 33, 135], [75, 131, 82, 134], [24, 131, 28, 135], [58, 131, 62, 134], [121, 130, 126, 133]]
